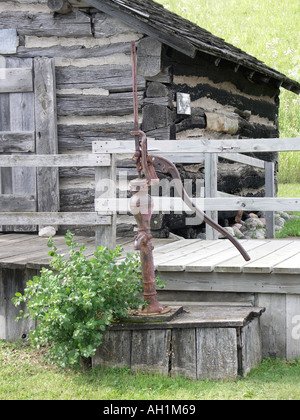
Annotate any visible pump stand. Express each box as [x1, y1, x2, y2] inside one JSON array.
[[130, 178, 171, 315]]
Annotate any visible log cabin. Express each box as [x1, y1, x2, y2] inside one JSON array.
[[0, 0, 299, 237]]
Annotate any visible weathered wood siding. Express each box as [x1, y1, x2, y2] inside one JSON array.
[[0, 0, 281, 236], [0, 0, 145, 234], [142, 46, 280, 201]]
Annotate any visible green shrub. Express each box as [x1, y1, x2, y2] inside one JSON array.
[[12, 231, 148, 369]]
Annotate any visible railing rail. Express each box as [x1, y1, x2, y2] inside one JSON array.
[[0, 137, 299, 246]]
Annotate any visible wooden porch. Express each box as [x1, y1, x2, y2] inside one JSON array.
[[1, 232, 300, 276], [1, 232, 300, 360]]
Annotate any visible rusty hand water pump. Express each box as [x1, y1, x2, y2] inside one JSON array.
[[129, 41, 250, 315]]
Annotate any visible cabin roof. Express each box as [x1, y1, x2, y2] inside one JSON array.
[[85, 0, 300, 94]]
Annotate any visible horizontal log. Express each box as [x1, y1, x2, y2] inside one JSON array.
[[93, 138, 300, 155], [171, 50, 279, 99], [0, 68, 33, 93], [0, 154, 111, 167], [0, 195, 36, 212], [56, 65, 146, 92], [0, 212, 111, 226], [95, 197, 300, 213], [17, 40, 134, 59], [142, 104, 175, 132], [173, 73, 277, 120], [0, 132, 35, 152], [57, 92, 143, 117], [93, 12, 140, 38], [60, 188, 94, 212], [0, 11, 91, 37]]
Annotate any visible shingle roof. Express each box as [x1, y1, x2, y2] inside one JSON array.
[[85, 0, 300, 94]]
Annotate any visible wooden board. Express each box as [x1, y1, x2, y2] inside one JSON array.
[[0, 154, 111, 167], [0, 57, 36, 232], [214, 240, 296, 273], [131, 329, 171, 375], [0, 11, 92, 37], [197, 327, 238, 380], [0, 68, 33, 93], [0, 132, 35, 153], [154, 239, 233, 271], [92, 330, 131, 369], [243, 242, 300, 274], [170, 328, 196, 379], [0, 195, 36, 212], [34, 57, 59, 224], [93, 138, 300, 155], [56, 64, 146, 91], [272, 252, 300, 274], [0, 212, 111, 226], [240, 317, 262, 377]]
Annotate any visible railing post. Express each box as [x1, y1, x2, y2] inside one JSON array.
[[205, 153, 219, 240], [265, 161, 275, 239], [94, 154, 117, 249]]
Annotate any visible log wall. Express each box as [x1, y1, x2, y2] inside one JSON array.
[[0, 0, 145, 235], [0, 0, 281, 236]]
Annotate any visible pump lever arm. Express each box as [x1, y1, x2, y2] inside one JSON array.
[[148, 154, 251, 262]]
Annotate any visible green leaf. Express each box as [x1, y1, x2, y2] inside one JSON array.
[[13, 231, 144, 369]]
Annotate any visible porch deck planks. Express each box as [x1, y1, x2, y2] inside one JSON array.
[[1, 234, 300, 275], [183, 240, 266, 273], [214, 240, 299, 273], [157, 239, 300, 274], [154, 239, 234, 271], [0, 233, 175, 268]]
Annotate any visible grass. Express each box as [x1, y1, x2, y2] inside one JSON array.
[[1, 340, 300, 400], [278, 153, 300, 184], [155, 0, 300, 183], [278, 184, 300, 198], [276, 183, 300, 238]]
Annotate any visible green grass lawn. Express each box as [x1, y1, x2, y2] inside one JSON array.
[[276, 184, 300, 238], [155, 0, 300, 184], [155, 0, 300, 139], [278, 184, 300, 198], [1, 340, 300, 400]]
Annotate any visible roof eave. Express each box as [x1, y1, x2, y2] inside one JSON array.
[[84, 0, 300, 95]]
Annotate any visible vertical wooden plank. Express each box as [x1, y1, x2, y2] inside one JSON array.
[[92, 330, 131, 369], [0, 58, 12, 231], [3, 268, 37, 341], [0, 268, 5, 339], [131, 329, 171, 375], [171, 328, 197, 379], [256, 293, 286, 358], [286, 294, 300, 360], [7, 57, 36, 232], [94, 154, 116, 249], [34, 57, 60, 229], [240, 318, 262, 377], [265, 161, 275, 238], [196, 327, 238, 380], [0, 169, 1, 232], [205, 153, 219, 240]]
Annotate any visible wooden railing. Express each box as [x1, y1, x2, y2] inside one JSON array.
[[0, 137, 300, 247], [93, 137, 300, 243], [0, 153, 113, 247]]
